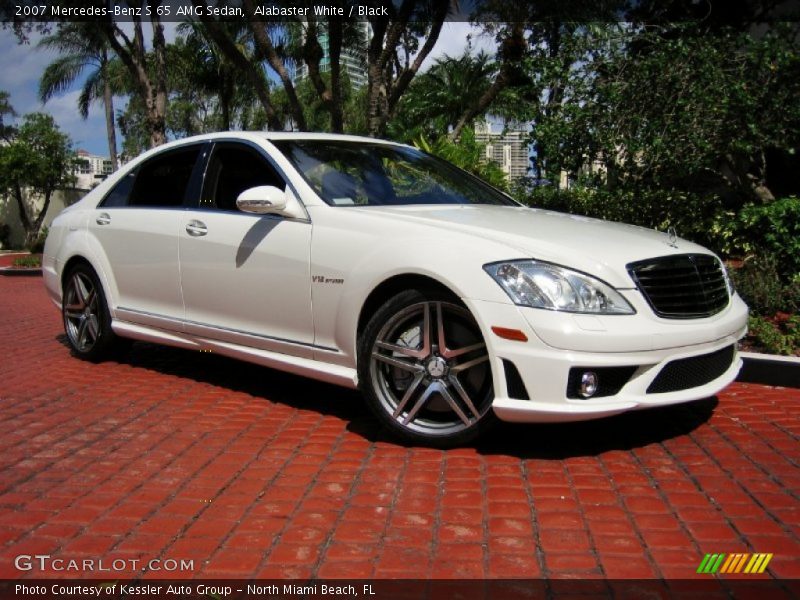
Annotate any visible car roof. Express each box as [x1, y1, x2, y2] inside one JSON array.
[[165, 131, 406, 147], [117, 131, 410, 174]]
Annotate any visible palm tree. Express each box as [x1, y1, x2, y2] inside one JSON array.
[[392, 50, 497, 140], [177, 20, 254, 132], [38, 23, 120, 170]]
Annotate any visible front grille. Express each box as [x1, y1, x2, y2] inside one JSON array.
[[628, 254, 729, 319], [647, 345, 735, 394]]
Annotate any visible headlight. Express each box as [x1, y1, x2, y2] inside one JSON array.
[[484, 260, 635, 315]]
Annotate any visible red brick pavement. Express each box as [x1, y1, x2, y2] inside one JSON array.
[[0, 275, 798, 582]]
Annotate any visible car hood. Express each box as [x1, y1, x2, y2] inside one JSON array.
[[356, 204, 713, 288]]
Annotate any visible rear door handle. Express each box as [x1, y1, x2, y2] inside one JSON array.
[[96, 212, 111, 225], [186, 220, 208, 237]]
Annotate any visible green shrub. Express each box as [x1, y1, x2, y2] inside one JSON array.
[[26, 226, 48, 254], [517, 185, 724, 247], [732, 254, 800, 316], [12, 255, 41, 268], [712, 197, 800, 280], [747, 315, 800, 356]]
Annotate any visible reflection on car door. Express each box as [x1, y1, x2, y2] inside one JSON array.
[[178, 142, 314, 357], [90, 145, 203, 327]]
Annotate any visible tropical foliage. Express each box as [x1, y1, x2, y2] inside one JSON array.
[[0, 112, 75, 245], [38, 23, 121, 169]]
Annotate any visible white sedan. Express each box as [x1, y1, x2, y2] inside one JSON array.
[[43, 132, 748, 446]]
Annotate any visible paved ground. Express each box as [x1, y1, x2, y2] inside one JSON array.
[[0, 275, 798, 583]]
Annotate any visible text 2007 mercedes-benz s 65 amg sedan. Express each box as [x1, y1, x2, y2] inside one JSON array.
[[43, 132, 748, 446]]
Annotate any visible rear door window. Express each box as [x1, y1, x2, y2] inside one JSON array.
[[102, 145, 202, 208]]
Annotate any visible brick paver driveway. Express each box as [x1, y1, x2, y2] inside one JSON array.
[[0, 275, 798, 583]]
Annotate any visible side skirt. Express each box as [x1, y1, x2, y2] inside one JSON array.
[[111, 320, 359, 390]]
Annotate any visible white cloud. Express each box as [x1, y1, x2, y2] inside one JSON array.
[[41, 89, 110, 152], [0, 30, 52, 99], [419, 22, 498, 71]]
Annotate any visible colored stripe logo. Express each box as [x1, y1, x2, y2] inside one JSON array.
[[697, 553, 773, 574]]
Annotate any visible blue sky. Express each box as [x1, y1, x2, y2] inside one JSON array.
[[0, 28, 116, 155], [0, 22, 490, 157]]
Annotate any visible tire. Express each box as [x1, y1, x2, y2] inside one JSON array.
[[62, 263, 128, 361], [358, 289, 497, 447]]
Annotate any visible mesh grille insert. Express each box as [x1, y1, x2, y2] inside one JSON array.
[[647, 345, 735, 394]]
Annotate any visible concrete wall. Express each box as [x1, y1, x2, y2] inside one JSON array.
[[0, 187, 86, 249]]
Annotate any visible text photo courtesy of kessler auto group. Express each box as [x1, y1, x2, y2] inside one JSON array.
[[0, 1, 799, 600]]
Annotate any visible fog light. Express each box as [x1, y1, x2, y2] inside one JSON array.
[[579, 372, 599, 398]]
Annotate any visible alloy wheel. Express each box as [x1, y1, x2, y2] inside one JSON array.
[[64, 271, 101, 353], [368, 300, 493, 437]]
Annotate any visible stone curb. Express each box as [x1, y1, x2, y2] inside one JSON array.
[[0, 267, 42, 277], [738, 351, 800, 389]]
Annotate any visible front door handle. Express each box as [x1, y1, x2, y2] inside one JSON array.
[[186, 220, 208, 237], [96, 212, 111, 225]]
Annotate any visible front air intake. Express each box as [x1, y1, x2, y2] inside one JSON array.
[[647, 345, 735, 394]]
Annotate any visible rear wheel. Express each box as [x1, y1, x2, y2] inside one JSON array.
[[358, 289, 496, 447], [62, 263, 127, 361]]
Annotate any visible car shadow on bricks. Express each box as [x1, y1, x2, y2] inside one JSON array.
[[475, 397, 718, 459], [54, 334, 373, 422], [54, 335, 718, 454]]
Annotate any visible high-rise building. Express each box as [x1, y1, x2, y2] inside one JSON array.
[[474, 119, 531, 181], [292, 22, 370, 90], [73, 150, 114, 190]]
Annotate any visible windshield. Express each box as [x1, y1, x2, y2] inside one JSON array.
[[272, 140, 518, 207]]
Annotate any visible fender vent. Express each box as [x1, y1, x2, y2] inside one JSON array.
[[502, 360, 529, 400]]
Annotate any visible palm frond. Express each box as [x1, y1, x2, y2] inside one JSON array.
[[78, 67, 103, 119], [38, 55, 88, 103]]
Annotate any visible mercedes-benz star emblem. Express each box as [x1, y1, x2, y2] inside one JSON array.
[[667, 226, 678, 248]]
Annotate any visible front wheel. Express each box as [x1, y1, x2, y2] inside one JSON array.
[[358, 290, 496, 447]]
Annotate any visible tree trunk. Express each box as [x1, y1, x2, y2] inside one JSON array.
[[450, 70, 509, 141], [366, 63, 388, 137], [13, 183, 32, 236], [32, 190, 52, 237], [451, 23, 525, 141], [365, 16, 390, 137], [386, 3, 448, 115], [721, 153, 776, 204], [101, 18, 168, 148], [220, 93, 231, 131], [150, 17, 168, 147], [190, 3, 282, 130], [242, 0, 306, 131], [303, 20, 332, 103], [328, 18, 343, 133], [750, 150, 775, 203], [102, 72, 118, 170]]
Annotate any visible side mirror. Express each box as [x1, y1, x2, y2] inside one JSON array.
[[236, 185, 287, 214]]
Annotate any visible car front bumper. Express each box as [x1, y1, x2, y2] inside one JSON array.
[[464, 291, 748, 423]]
